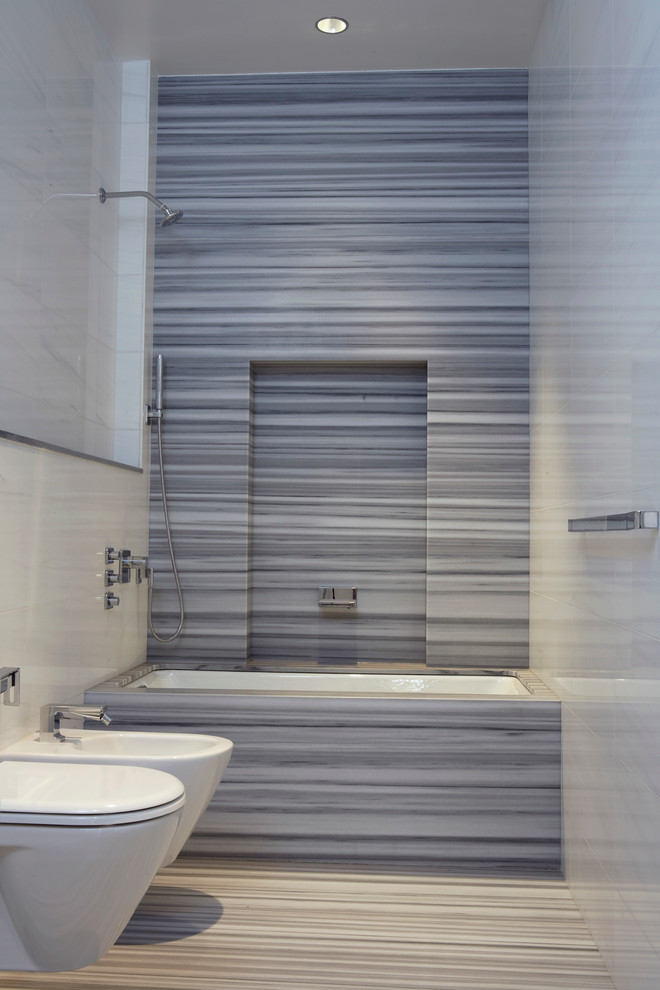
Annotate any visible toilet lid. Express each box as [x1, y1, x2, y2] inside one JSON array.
[[0, 761, 185, 826]]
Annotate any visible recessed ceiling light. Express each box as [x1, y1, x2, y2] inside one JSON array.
[[315, 17, 349, 34]]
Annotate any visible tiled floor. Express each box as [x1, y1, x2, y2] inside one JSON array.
[[0, 859, 616, 990]]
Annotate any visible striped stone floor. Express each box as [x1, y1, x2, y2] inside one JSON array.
[[0, 859, 616, 990]]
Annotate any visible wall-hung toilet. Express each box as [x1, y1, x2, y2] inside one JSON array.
[[0, 760, 184, 972]]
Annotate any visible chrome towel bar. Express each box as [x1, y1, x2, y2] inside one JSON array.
[[568, 510, 659, 532]]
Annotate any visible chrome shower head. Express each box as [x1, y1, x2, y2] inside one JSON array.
[[159, 204, 184, 226], [98, 188, 184, 226]]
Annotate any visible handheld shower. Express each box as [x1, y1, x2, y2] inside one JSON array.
[[155, 353, 164, 416], [146, 354, 164, 425], [148, 355, 184, 644], [98, 187, 183, 226]]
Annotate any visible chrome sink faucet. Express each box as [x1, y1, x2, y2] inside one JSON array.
[[39, 705, 112, 742]]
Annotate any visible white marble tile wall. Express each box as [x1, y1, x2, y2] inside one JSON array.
[[529, 2, 660, 986], [0, 2, 153, 749], [150, 70, 530, 667]]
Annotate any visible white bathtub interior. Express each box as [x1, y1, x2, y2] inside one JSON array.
[[127, 669, 532, 696]]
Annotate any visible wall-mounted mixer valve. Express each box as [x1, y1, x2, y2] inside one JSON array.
[[105, 547, 131, 586], [105, 548, 149, 586]]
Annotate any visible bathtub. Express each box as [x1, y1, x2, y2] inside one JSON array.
[[126, 669, 534, 697], [86, 665, 560, 872]]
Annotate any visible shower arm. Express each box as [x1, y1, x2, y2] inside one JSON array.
[[98, 188, 183, 226], [99, 187, 165, 208]]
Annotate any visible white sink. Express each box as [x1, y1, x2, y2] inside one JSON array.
[[2, 730, 233, 866]]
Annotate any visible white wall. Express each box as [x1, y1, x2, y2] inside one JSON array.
[[0, 1, 153, 748], [529, 2, 660, 987]]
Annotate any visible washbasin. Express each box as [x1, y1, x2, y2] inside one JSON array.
[[2, 730, 233, 866]]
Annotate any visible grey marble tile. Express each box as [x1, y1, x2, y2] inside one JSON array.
[[249, 362, 427, 663], [150, 69, 529, 666], [0, 861, 615, 989], [88, 688, 560, 872]]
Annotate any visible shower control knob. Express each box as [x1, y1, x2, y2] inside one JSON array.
[[104, 548, 131, 584], [104, 593, 120, 610]]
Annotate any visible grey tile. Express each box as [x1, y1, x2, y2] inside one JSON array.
[[149, 70, 530, 666]]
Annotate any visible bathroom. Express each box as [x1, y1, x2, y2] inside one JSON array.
[[0, 0, 658, 986]]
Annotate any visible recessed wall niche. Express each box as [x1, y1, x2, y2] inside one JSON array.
[[249, 362, 428, 664]]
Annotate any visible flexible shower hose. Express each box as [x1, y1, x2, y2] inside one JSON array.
[[148, 414, 184, 642]]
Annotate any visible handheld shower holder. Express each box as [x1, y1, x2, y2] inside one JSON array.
[[146, 353, 164, 426], [145, 404, 162, 426]]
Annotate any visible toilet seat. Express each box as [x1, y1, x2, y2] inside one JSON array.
[[0, 759, 185, 972], [0, 760, 185, 826]]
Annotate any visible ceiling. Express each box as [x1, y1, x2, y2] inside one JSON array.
[[89, 0, 549, 76]]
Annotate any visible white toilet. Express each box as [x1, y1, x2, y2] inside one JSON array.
[[0, 760, 185, 972]]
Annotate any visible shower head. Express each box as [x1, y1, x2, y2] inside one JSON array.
[[159, 204, 184, 226], [98, 187, 184, 226]]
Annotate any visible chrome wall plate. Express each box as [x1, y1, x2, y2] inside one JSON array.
[[318, 587, 357, 608]]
